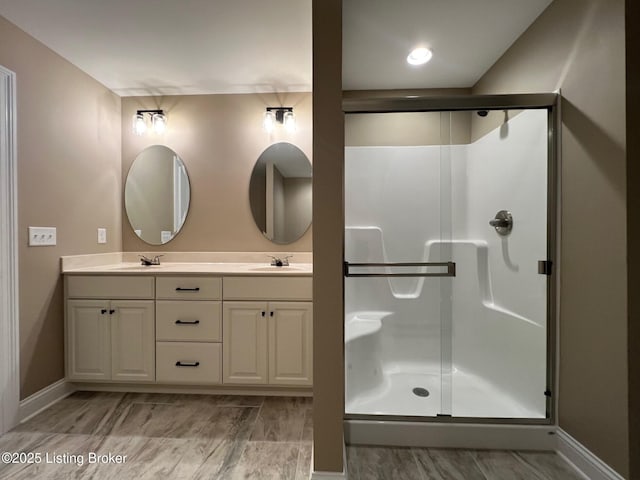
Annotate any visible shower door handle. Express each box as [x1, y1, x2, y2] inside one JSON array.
[[344, 261, 456, 277]]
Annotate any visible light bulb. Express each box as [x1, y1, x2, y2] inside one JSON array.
[[152, 113, 167, 134], [407, 47, 432, 66], [263, 110, 275, 133], [133, 113, 146, 136], [283, 111, 296, 133]]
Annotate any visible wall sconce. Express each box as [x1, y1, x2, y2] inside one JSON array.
[[263, 107, 296, 133], [133, 109, 167, 136]]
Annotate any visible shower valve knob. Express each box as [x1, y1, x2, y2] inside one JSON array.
[[490, 210, 513, 235]]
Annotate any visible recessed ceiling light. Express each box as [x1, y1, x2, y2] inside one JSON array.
[[407, 47, 432, 66]]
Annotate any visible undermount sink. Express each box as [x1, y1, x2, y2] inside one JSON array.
[[249, 265, 305, 272]]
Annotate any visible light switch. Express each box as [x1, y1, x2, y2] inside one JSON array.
[[28, 227, 56, 246], [97, 228, 107, 244]]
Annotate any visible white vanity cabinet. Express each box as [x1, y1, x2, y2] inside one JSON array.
[[155, 276, 223, 384], [64, 269, 313, 391], [65, 276, 155, 382], [223, 277, 313, 386]]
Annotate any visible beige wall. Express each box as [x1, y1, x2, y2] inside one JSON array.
[[0, 16, 122, 399], [626, 1, 640, 476], [121, 93, 312, 253], [344, 88, 472, 146], [346, 111, 471, 146], [474, 0, 628, 475], [312, 0, 344, 473]]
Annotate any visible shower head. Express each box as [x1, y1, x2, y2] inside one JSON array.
[[477, 110, 489, 117]]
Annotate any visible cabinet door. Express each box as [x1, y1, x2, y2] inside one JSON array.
[[268, 302, 313, 386], [67, 300, 111, 381], [223, 301, 268, 384], [111, 300, 155, 382]]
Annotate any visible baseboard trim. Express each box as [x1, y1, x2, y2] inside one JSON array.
[[19, 379, 76, 423], [311, 472, 347, 479], [556, 429, 625, 480], [72, 382, 312, 397]]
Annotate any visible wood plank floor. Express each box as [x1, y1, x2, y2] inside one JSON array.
[[0, 392, 312, 479], [0, 392, 584, 479]]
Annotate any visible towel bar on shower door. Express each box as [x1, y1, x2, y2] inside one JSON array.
[[343, 261, 456, 277]]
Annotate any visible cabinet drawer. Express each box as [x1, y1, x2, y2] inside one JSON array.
[[156, 342, 221, 384], [156, 277, 222, 300], [156, 301, 221, 342], [66, 276, 154, 299], [223, 276, 312, 301]]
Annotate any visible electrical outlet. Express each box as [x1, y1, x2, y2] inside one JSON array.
[[97, 228, 107, 244], [28, 227, 56, 246]]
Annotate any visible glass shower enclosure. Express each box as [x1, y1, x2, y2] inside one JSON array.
[[344, 94, 557, 421]]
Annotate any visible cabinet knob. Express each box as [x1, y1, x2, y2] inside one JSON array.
[[109, 309, 115, 315], [269, 311, 274, 317], [101, 309, 107, 315], [261, 311, 266, 317]]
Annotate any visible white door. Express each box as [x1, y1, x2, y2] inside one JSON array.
[[268, 302, 313, 386], [0, 65, 18, 434], [223, 301, 268, 384]]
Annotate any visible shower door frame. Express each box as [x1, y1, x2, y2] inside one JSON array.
[[343, 92, 560, 426]]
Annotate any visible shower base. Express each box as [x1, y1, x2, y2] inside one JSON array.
[[346, 363, 544, 418]]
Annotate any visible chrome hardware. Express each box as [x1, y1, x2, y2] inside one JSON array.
[[489, 210, 513, 235], [139, 254, 163, 266], [268, 254, 292, 267], [344, 261, 456, 277]]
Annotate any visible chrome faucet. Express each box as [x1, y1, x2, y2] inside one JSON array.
[[268, 255, 292, 267], [139, 254, 163, 266]]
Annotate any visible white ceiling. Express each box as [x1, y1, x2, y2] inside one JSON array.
[[0, 0, 313, 96], [0, 0, 552, 96], [343, 0, 553, 90]]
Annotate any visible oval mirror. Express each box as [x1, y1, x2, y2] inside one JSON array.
[[249, 142, 312, 244], [125, 145, 191, 245]]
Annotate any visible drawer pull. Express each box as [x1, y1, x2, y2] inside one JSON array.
[[175, 319, 200, 325], [175, 287, 200, 292], [175, 361, 200, 367]]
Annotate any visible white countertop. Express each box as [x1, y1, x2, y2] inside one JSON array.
[[62, 262, 313, 276]]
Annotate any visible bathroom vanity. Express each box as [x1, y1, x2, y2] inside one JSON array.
[[62, 256, 313, 394]]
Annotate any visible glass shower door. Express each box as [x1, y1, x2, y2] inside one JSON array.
[[344, 106, 550, 420], [344, 111, 455, 418], [448, 108, 549, 419]]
